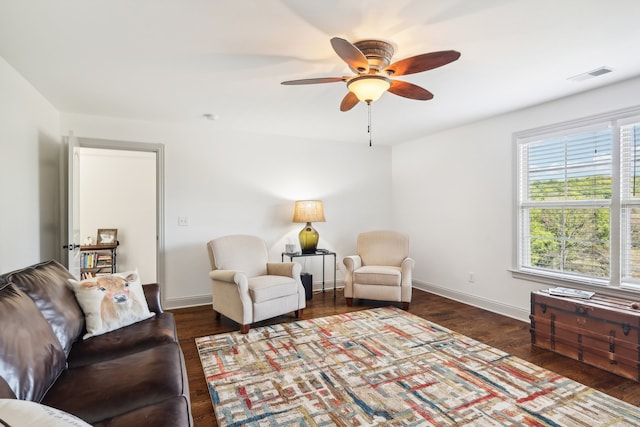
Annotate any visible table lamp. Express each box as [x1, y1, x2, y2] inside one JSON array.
[[292, 200, 325, 253]]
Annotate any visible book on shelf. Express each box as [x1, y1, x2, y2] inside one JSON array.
[[81, 251, 113, 269], [548, 287, 595, 299]]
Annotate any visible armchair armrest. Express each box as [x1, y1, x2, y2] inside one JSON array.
[[142, 283, 163, 314], [209, 270, 237, 283], [400, 257, 415, 287], [342, 255, 362, 272], [342, 255, 361, 298], [401, 257, 415, 276], [209, 269, 250, 294], [267, 262, 301, 278]]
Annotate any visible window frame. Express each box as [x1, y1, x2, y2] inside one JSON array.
[[513, 106, 640, 293]]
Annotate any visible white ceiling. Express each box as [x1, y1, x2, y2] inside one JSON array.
[[1, 0, 640, 146]]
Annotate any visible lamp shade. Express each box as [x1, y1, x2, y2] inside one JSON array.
[[292, 200, 325, 223], [347, 75, 391, 103]]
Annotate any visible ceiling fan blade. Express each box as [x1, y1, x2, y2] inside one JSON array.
[[340, 91, 359, 111], [281, 77, 345, 85], [385, 50, 461, 76], [388, 80, 434, 100], [330, 37, 369, 73]]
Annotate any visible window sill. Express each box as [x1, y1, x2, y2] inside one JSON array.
[[510, 268, 640, 299]]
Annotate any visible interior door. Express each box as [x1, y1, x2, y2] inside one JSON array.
[[65, 132, 81, 277]]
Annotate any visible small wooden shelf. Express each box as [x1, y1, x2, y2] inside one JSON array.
[[80, 243, 118, 278]]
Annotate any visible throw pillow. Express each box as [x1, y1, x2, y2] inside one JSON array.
[[7, 259, 85, 357], [0, 284, 66, 401], [0, 399, 92, 427], [69, 270, 154, 339]]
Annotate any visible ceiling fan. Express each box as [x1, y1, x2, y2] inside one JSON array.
[[281, 37, 461, 111]]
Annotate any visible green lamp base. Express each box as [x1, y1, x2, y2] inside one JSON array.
[[299, 222, 319, 254]]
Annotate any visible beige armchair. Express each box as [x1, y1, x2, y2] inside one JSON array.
[[343, 230, 415, 309], [207, 235, 306, 333]]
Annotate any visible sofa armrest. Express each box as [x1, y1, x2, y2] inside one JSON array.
[[142, 283, 163, 314]]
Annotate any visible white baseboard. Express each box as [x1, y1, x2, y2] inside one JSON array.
[[312, 279, 344, 293], [165, 294, 212, 310], [412, 280, 530, 323], [164, 282, 346, 310], [163, 280, 531, 322]]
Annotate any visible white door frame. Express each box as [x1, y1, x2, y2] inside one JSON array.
[[61, 137, 165, 304]]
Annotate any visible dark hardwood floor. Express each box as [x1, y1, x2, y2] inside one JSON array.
[[171, 288, 640, 427]]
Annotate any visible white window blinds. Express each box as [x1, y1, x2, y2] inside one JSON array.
[[515, 107, 640, 290], [621, 123, 640, 285], [518, 126, 612, 281]]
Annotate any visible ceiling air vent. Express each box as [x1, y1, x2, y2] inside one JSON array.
[[568, 66, 613, 82]]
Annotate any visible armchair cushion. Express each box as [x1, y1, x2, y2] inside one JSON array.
[[249, 275, 298, 303], [357, 230, 409, 267], [208, 235, 268, 277], [354, 266, 401, 286]]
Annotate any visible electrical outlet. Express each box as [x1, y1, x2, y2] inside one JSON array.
[[178, 216, 189, 227], [468, 272, 475, 283]]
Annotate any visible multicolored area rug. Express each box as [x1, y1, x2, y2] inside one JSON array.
[[196, 306, 640, 426]]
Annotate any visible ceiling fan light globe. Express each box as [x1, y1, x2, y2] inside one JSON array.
[[347, 75, 391, 103]]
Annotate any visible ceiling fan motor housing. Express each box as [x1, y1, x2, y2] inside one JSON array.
[[353, 40, 395, 72]]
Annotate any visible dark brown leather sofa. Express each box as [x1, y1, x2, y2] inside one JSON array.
[[0, 260, 192, 426]]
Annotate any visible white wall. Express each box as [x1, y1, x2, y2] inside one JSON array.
[[60, 113, 393, 307], [8, 43, 637, 319], [0, 56, 61, 274], [393, 75, 640, 321], [78, 148, 157, 281]]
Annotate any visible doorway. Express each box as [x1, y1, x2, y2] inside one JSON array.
[[62, 137, 164, 298]]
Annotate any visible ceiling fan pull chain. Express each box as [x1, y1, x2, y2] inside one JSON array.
[[368, 102, 372, 147]]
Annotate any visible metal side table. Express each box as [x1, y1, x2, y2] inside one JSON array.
[[281, 250, 337, 298]]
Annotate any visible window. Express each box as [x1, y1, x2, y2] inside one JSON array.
[[515, 107, 640, 290], [621, 122, 640, 284]]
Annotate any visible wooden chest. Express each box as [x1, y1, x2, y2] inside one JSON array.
[[530, 290, 640, 381]]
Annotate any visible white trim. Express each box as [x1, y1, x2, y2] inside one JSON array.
[[412, 280, 530, 323], [514, 105, 640, 140], [167, 282, 346, 310], [510, 268, 609, 287], [74, 138, 166, 306], [165, 295, 212, 310]]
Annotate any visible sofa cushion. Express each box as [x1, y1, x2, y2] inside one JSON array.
[[42, 342, 188, 424], [67, 312, 178, 368], [69, 270, 154, 339], [0, 283, 66, 401], [0, 376, 16, 399], [249, 275, 298, 303], [6, 259, 85, 356], [354, 265, 402, 286], [92, 396, 192, 427], [0, 399, 92, 426]]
